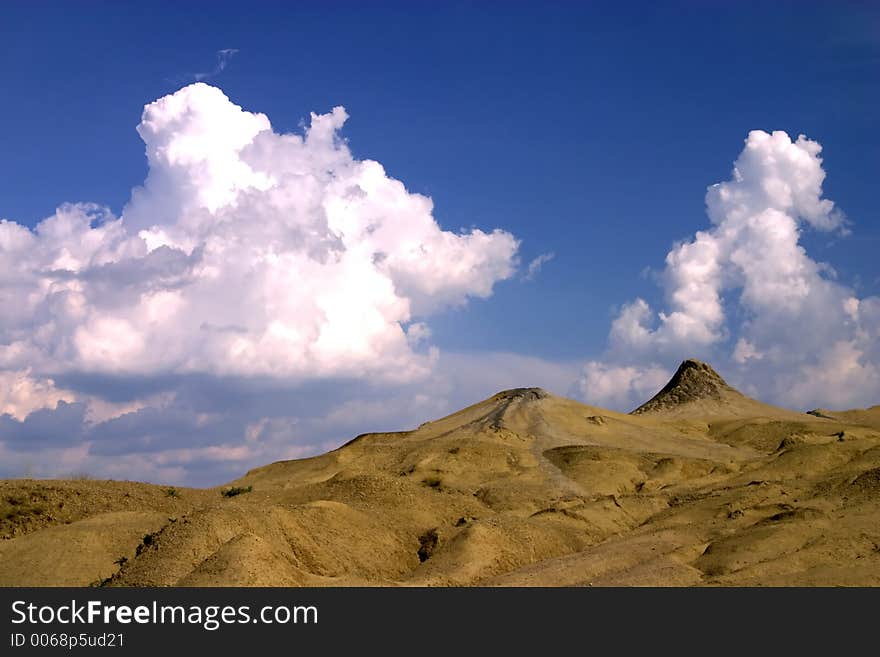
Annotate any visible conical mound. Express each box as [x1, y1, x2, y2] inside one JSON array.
[[630, 359, 801, 419], [632, 359, 733, 415]]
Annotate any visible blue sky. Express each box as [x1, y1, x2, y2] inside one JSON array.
[[0, 1, 878, 484]]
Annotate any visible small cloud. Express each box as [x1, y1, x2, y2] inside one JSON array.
[[406, 322, 432, 346], [194, 49, 239, 82], [732, 338, 762, 364], [523, 252, 555, 281], [578, 361, 670, 411]]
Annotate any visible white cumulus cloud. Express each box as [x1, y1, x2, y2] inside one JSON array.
[[0, 83, 520, 410], [582, 130, 880, 411]]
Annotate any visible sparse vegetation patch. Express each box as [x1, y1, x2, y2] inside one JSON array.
[[221, 485, 253, 498]]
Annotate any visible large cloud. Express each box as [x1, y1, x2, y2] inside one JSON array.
[[0, 84, 526, 483], [580, 130, 880, 411], [0, 84, 518, 391]]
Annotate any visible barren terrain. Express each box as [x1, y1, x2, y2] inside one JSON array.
[[2, 360, 878, 586]]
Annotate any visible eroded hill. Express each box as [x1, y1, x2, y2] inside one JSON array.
[[2, 362, 879, 586]]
